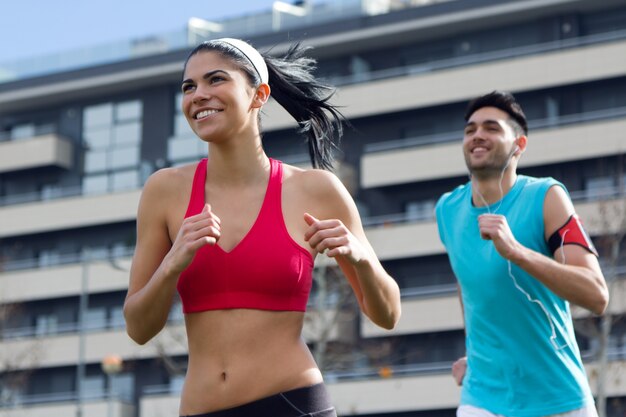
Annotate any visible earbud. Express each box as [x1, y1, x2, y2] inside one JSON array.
[[508, 145, 519, 159]]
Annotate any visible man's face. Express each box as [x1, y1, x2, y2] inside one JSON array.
[[463, 106, 519, 177]]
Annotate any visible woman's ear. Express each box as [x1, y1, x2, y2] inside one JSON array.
[[251, 83, 270, 108]]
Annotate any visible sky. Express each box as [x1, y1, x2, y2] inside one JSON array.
[[0, 0, 288, 62]]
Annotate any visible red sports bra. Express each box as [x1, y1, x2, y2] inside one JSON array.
[[176, 158, 314, 313]]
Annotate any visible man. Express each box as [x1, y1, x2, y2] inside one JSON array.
[[435, 91, 608, 417]]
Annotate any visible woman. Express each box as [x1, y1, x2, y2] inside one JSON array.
[[124, 38, 401, 417]]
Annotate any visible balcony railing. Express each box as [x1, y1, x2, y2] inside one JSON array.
[[140, 361, 454, 397], [363, 210, 435, 227], [0, 389, 133, 409], [0, 124, 58, 143], [330, 29, 626, 87], [364, 105, 626, 154], [0, 184, 85, 207], [0, 245, 134, 272], [141, 347, 626, 396], [3, 184, 626, 273]]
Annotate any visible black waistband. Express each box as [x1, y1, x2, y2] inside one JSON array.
[[182, 383, 336, 417]]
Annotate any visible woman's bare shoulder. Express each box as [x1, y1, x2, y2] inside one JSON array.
[[282, 164, 341, 196], [282, 164, 353, 223], [143, 163, 197, 196]]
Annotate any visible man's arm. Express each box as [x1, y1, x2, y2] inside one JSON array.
[[477, 185, 609, 315], [452, 284, 467, 386]]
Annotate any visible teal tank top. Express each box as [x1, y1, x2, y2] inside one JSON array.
[[436, 175, 594, 416]]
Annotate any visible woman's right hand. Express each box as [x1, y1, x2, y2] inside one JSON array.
[[452, 356, 467, 386], [165, 204, 221, 274]]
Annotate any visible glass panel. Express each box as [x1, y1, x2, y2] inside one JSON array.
[[349, 55, 371, 82], [111, 373, 134, 400], [85, 307, 107, 331], [41, 184, 65, 200], [83, 174, 109, 195], [113, 121, 141, 146], [111, 169, 139, 191], [85, 149, 108, 173], [84, 129, 111, 149], [11, 124, 36, 140], [0, 129, 10, 141], [115, 100, 142, 122], [111, 242, 129, 258], [585, 176, 614, 200], [39, 249, 62, 267], [168, 137, 202, 162], [174, 114, 194, 136], [169, 302, 184, 322], [84, 103, 113, 128], [37, 123, 56, 136], [109, 146, 139, 170], [84, 246, 109, 261], [175, 92, 183, 112], [35, 314, 59, 336], [82, 375, 105, 398], [109, 306, 125, 329], [170, 375, 185, 393], [406, 200, 436, 221], [546, 96, 559, 126]]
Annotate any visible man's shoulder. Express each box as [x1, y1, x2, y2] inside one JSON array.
[[519, 175, 562, 188], [518, 175, 567, 198], [437, 182, 470, 208]]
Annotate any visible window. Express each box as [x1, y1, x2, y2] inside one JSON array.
[[39, 249, 61, 267], [109, 146, 139, 170], [84, 103, 113, 129], [83, 174, 109, 195], [82, 100, 143, 195], [116, 100, 142, 122], [168, 92, 206, 165], [349, 55, 371, 82], [0, 385, 24, 406], [85, 307, 107, 331], [405, 200, 436, 221], [169, 302, 184, 322], [82, 375, 105, 398], [109, 306, 125, 329], [113, 122, 141, 146], [0, 120, 54, 142], [84, 129, 111, 149], [585, 176, 614, 200], [111, 373, 134, 400], [85, 150, 108, 173], [35, 314, 59, 336], [170, 375, 185, 393], [11, 123, 36, 140]]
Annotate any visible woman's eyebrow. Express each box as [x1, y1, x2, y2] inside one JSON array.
[[182, 69, 230, 85]]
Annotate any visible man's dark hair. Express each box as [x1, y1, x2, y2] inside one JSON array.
[[464, 91, 528, 136]]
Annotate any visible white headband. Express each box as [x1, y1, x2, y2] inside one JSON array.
[[212, 38, 268, 85]]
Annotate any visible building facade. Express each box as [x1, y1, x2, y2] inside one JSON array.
[[1, 0, 626, 416]]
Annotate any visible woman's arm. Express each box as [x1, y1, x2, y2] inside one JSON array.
[[302, 170, 401, 330], [123, 170, 221, 344]]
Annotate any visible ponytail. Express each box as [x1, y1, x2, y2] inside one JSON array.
[[186, 40, 346, 170], [263, 44, 346, 170]]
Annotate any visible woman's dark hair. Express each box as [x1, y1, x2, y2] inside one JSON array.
[[184, 40, 345, 170], [464, 90, 528, 137]]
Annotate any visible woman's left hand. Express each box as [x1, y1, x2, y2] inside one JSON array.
[[304, 212, 366, 265]]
